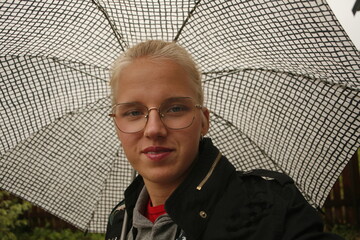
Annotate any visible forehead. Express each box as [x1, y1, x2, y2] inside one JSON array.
[[114, 58, 198, 103]]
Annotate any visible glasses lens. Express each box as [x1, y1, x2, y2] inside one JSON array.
[[111, 98, 199, 133], [160, 98, 196, 129], [112, 103, 148, 133]]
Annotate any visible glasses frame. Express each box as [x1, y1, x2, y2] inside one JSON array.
[[109, 97, 203, 134]]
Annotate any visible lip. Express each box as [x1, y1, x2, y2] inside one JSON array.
[[141, 146, 174, 161]]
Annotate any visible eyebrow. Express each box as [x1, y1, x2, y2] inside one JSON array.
[[116, 96, 192, 105]]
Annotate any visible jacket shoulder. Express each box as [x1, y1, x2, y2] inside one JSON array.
[[105, 200, 126, 240], [238, 169, 294, 186]]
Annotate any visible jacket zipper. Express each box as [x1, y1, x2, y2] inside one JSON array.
[[196, 152, 222, 190]]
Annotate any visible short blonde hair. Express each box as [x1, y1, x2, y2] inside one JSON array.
[[110, 40, 203, 105]]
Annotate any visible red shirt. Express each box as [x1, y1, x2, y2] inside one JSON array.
[[144, 199, 167, 223]]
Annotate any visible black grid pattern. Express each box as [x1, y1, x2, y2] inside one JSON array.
[[1, 0, 359, 233], [204, 69, 359, 206]]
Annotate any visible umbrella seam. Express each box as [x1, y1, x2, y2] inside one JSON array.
[[209, 110, 286, 174], [3, 54, 110, 83], [91, 0, 128, 51], [174, 0, 202, 41], [202, 68, 360, 91], [209, 109, 316, 206]]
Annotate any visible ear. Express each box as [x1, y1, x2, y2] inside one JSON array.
[[200, 107, 210, 135]]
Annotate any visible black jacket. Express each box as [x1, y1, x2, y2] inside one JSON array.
[[106, 138, 343, 240]]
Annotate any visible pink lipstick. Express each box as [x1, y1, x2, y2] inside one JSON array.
[[141, 146, 173, 161]]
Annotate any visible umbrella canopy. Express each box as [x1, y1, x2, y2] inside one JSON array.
[[1, 0, 359, 233]]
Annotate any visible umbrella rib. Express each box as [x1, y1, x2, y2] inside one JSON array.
[[63, 97, 113, 116], [210, 110, 316, 205], [7, 54, 109, 83], [202, 68, 359, 91], [51, 57, 109, 83], [6, 54, 110, 82], [202, 69, 243, 83], [174, 0, 202, 41], [209, 110, 287, 173], [91, 0, 128, 51]]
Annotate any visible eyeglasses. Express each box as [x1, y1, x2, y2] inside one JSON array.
[[109, 97, 203, 133]]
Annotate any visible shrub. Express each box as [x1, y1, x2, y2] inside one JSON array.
[[0, 191, 31, 240], [330, 224, 360, 240], [0, 191, 104, 240], [17, 227, 105, 240]]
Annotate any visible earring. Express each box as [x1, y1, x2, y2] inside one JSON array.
[[200, 134, 204, 141]]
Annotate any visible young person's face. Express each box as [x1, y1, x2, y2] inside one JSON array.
[[114, 57, 209, 188]]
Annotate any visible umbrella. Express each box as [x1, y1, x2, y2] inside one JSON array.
[[1, 0, 359, 233]]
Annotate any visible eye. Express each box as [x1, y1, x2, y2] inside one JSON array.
[[115, 104, 147, 120], [168, 105, 186, 113], [164, 104, 191, 116], [123, 109, 145, 117]]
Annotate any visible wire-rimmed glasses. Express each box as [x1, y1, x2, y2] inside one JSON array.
[[109, 97, 202, 133]]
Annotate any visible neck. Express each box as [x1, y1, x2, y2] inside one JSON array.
[[143, 180, 179, 206]]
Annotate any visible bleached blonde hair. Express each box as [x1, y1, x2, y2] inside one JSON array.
[[110, 40, 203, 105]]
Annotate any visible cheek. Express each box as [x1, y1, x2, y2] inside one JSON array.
[[181, 123, 202, 153], [118, 134, 139, 167], [190, 115, 204, 137], [115, 129, 125, 145], [116, 131, 137, 155], [115, 129, 121, 141]]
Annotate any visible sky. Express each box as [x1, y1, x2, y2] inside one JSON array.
[[326, 0, 360, 51]]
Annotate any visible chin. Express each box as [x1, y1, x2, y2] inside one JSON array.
[[143, 171, 183, 185]]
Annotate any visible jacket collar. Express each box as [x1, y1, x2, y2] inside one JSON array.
[[124, 138, 237, 239], [124, 174, 145, 223], [165, 138, 236, 239]]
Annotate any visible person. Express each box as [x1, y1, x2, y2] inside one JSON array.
[[105, 40, 343, 240]]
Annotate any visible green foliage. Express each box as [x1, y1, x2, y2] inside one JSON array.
[[17, 227, 105, 240], [330, 224, 360, 240], [0, 191, 31, 240], [0, 190, 104, 240]]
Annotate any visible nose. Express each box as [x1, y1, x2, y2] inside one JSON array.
[[143, 108, 167, 138]]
